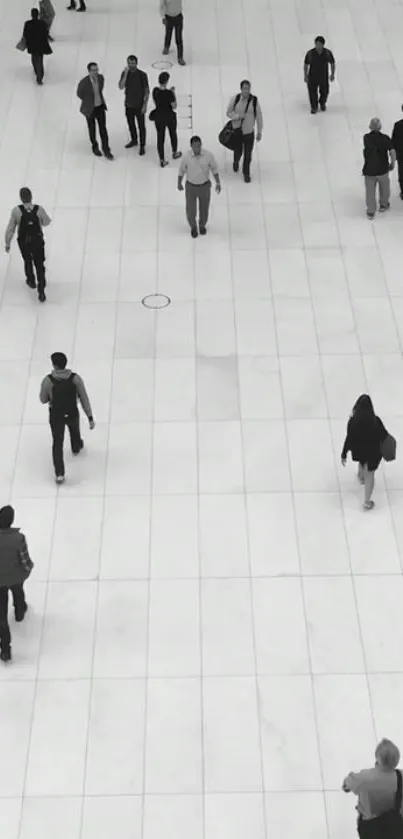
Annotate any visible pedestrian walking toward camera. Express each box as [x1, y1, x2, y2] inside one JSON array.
[[161, 0, 185, 65], [4, 187, 51, 302], [67, 0, 86, 10], [177, 136, 221, 237], [39, 0, 55, 40], [77, 63, 114, 159], [341, 394, 390, 510], [362, 118, 395, 219], [151, 72, 182, 166], [304, 36, 335, 113], [342, 739, 403, 838], [0, 506, 34, 664], [226, 80, 263, 182], [391, 105, 403, 199], [22, 7, 52, 85], [118, 56, 149, 153], [40, 352, 95, 484]]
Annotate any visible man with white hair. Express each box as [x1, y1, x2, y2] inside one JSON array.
[[362, 117, 395, 219]]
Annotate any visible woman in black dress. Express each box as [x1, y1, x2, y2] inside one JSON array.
[[341, 394, 388, 510], [152, 72, 182, 167]]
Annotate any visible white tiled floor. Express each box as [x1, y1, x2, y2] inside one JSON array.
[[2, 0, 403, 837]]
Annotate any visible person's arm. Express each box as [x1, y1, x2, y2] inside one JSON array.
[[19, 533, 34, 576], [329, 51, 336, 81], [341, 420, 352, 462], [76, 79, 84, 100], [226, 96, 237, 120], [342, 771, 362, 794], [74, 374, 94, 425], [170, 87, 177, 109], [389, 140, 396, 170], [142, 73, 150, 111], [256, 100, 263, 140], [160, 0, 167, 18], [118, 69, 127, 90], [303, 52, 310, 83], [38, 207, 51, 227], [209, 154, 221, 193], [39, 375, 52, 404], [4, 208, 19, 252]]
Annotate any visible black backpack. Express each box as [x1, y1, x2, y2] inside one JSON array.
[[234, 93, 258, 119], [49, 373, 78, 417], [18, 205, 43, 247]]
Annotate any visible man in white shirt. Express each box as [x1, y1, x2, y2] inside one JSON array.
[[4, 187, 51, 302], [177, 136, 221, 237], [160, 0, 185, 65]]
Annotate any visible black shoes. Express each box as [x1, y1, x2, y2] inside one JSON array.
[[104, 151, 114, 160], [139, 146, 145, 156], [311, 107, 318, 114], [125, 140, 138, 148], [92, 147, 102, 157], [233, 161, 239, 173], [0, 648, 11, 663], [38, 290, 46, 302], [191, 227, 198, 238], [68, 1, 86, 8], [244, 174, 251, 183], [15, 603, 28, 623], [26, 278, 36, 289], [379, 203, 390, 213], [172, 151, 182, 159], [73, 440, 84, 455], [178, 58, 186, 66], [320, 103, 326, 111], [199, 226, 207, 235], [160, 160, 169, 167]]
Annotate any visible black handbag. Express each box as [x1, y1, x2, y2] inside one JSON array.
[[358, 770, 403, 838], [218, 121, 241, 150], [149, 109, 156, 122], [381, 432, 397, 462]]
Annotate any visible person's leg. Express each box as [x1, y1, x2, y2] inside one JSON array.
[[198, 182, 212, 228], [319, 77, 329, 109], [168, 114, 178, 154], [174, 14, 184, 60], [125, 107, 138, 144], [242, 132, 255, 180], [363, 466, 375, 508], [156, 121, 166, 161], [32, 241, 46, 299], [378, 173, 391, 209], [0, 587, 11, 657], [86, 113, 99, 151], [11, 585, 27, 622], [67, 412, 83, 454], [357, 463, 365, 485], [397, 156, 403, 197], [185, 182, 198, 230], [233, 133, 243, 172], [37, 54, 44, 83], [18, 241, 36, 287], [307, 79, 319, 111], [164, 15, 175, 51], [136, 109, 146, 150], [365, 176, 376, 217], [96, 107, 111, 154], [49, 412, 66, 478]]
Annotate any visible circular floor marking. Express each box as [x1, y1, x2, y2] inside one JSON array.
[[152, 60, 173, 70], [142, 294, 171, 309]]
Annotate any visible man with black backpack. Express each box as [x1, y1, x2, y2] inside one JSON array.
[[40, 352, 95, 484], [226, 80, 263, 183], [4, 187, 51, 302]]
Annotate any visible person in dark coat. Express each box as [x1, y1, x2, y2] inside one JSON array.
[[0, 506, 33, 663], [22, 7, 52, 85], [77, 63, 114, 159], [341, 394, 388, 510]]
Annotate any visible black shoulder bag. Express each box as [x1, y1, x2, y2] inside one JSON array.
[[358, 770, 403, 839]]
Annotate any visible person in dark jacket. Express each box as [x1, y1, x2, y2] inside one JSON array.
[[77, 63, 114, 159], [341, 394, 388, 510], [391, 105, 403, 199], [118, 55, 150, 153], [303, 36, 335, 114], [362, 118, 395, 219], [151, 71, 182, 166], [0, 506, 33, 663], [22, 7, 52, 85]]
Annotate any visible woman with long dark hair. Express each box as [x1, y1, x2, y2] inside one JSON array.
[[341, 394, 388, 510]]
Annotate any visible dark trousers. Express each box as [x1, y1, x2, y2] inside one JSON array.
[[156, 114, 178, 161], [125, 107, 146, 147], [234, 131, 255, 178], [86, 105, 111, 153], [397, 155, 403, 195], [185, 181, 211, 229], [164, 13, 184, 59], [308, 76, 329, 109], [0, 585, 26, 652], [31, 54, 44, 82], [18, 238, 46, 292], [49, 410, 82, 477]]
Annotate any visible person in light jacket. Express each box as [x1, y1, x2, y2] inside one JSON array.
[[39, 0, 55, 40], [0, 506, 33, 663], [226, 80, 263, 183], [342, 739, 403, 837], [341, 394, 388, 510], [77, 62, 114, 159]]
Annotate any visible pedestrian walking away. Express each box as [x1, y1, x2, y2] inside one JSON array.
[[40, 352, 95, 484], [341, 394, 389, 510], [342, 738, 403, 838], [226, 79, 263, 182], [67, 0, 86, 10], [0, 506, 34, 664], [391, 104, 403, 199], [161, 0, 186, 65], [4, 187, 51, 302], [177, 136, 221, 237], [362, 117, 395, 219], [39, 0, 56, 40], [118, 55, 149, 153], [304, 36, 335, 113], [77, 63, 114, 158], [151, 72, 182, 166], [22, 7, 53, 84]]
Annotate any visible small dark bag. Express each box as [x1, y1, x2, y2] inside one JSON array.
[[381, 433, 397, 462], [358, 770, 403, 839]]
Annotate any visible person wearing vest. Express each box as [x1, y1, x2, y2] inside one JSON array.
[[226, 80, 263, 182], [4, 187, 51, 302], [77, 63, 114, 159], [0, 505, 33, 663], [161, 0, 186, 65], [118, 55, 150, 153], [39, 352, 95, 484]]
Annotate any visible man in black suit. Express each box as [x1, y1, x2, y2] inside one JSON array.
[[391, 105, 403, 199], [23, 7, 52, 85], [76, 63, 114, 159]]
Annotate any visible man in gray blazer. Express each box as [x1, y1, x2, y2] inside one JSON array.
[[76, 62, 114, 159]]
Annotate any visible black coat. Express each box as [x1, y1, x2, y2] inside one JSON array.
[[0, 529, 32, 588], [341, 415, 387, 472], [23, 19, 53, 56]]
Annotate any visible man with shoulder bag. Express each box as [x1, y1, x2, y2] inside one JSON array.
[[226, 79, 263, 182], [0, 506, 34, 663]]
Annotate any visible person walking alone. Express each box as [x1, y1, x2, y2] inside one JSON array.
[[40, 352, 95, 484], [77, 63, 114, 159], [118, 56, 149, 153], [226, 80, 263, 183], [362, 118, 395, 219], [22, 7, 52, 85], [161, 0, 185, 65], [0, 506, 34, 664], [177, 136, 221, 237], [39, 0, 56, 40], [4, 187, 51, 302], [151, 72, 182, 166], [303, 36, 335, 114], [341, 394, 388, 510]]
